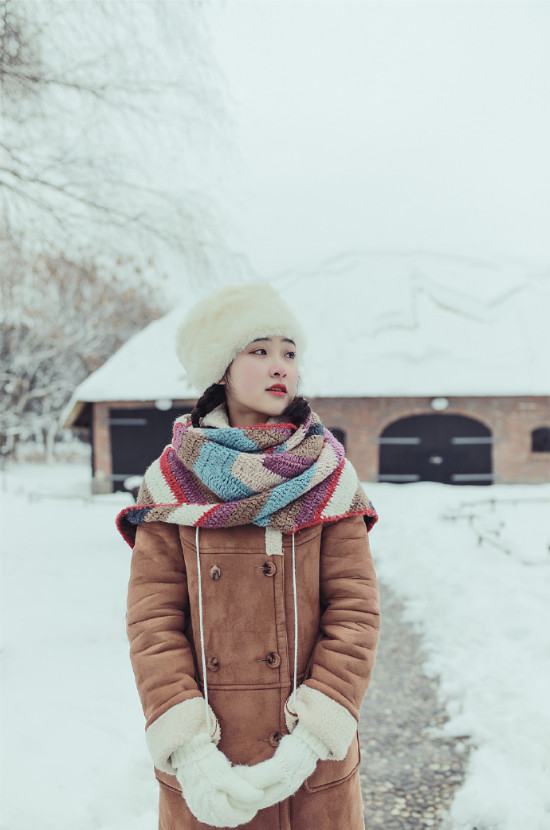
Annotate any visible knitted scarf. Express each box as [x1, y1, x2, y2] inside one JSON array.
[[117, 403, 378, 547]]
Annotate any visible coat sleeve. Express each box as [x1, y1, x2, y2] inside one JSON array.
[[126, 521, 220, 774], [306, 513, 380, 717], [285, 514, 380, 759]]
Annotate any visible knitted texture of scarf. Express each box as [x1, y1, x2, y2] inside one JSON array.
[[116, 404, 378, 547]]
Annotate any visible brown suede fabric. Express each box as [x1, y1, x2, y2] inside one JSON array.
[[126, 514, 379, 829]]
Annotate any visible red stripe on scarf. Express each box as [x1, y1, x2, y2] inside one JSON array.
[[311, 458, 345, 522], [196, 503, 221, 527], [160, 449, 185, 502]]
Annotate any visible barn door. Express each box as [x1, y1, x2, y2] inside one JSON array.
[[109, 407, 180, 491], [377, 414, 494, 484]]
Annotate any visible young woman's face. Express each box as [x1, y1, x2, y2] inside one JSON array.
[[219, 335, 299, 426]]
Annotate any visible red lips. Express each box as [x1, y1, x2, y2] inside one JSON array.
[[267, 384, 287, 392]]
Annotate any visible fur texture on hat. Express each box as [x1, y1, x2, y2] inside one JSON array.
[[175, 281, 306, 392]]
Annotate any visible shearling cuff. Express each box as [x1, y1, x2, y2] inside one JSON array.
[[284, 685, 357, 761], [145, 697, 221, 775]]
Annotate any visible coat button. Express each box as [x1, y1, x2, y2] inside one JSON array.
[[262, 560, 277, 577], [207, 657, 220, 671], [266, 652, 281, 668], [209, 565, 221, 580], [268, 731, 282, 747]]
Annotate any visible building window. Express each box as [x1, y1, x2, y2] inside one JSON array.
[[532, 427, 550, 453], [329, 427, 346, 449]]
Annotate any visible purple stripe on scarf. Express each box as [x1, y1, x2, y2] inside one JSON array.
[[273, 424, 296, 440], [200, 501, 239, 528], [294, 474, 334, 526], [324, 428, 345, 463], [262, 452, 314, 478], [167, 449, 204, 503], [172, 422, 186, 452]]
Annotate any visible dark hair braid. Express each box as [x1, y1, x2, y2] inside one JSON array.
[[190, 384, 228, 427], [190, 385, 311, 429], [280, 395, 311, 427]]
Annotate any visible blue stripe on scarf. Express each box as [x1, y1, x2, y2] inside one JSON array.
[[253, 463, 316, 525], [202, 428, 260, 452], [194, 443, 256, 499]]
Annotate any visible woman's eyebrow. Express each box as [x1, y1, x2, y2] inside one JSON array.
[[250, 337, 296, 346]]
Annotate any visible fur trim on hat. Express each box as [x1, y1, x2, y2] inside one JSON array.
[[175, 281, 306, 392]]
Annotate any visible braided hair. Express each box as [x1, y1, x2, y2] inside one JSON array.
[[190, 383, 227, 427], [190, 383, 311, 428]]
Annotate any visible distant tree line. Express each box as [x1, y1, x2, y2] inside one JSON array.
[[0, 0, 236, 463], [0, 237, 165, 462]]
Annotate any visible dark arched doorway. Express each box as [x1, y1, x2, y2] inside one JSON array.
[[377, 413, 494, 484]]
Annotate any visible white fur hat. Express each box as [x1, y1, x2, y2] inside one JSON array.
[[175, 281, 306, 392]]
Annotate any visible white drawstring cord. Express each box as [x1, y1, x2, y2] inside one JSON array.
[[291, 532, 298, 709], [195, 526, 210, 735]]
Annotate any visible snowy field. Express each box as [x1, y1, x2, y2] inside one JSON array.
[[1, 461, 549, 830], [371, 481, 550, 830]]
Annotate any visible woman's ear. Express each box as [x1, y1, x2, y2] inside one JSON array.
[[218, 367, 231, 387]]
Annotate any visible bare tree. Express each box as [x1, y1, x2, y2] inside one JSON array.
[[0, 233, 167, 461], [0, 0, 235, 285]]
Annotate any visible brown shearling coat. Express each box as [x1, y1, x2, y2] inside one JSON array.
[[126, 513, 380, 830]]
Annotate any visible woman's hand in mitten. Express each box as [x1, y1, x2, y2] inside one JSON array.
[[236, 722, 329, 809], [171, 734, 264, 828]]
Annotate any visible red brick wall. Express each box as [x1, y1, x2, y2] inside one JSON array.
[[91, 396, 550, 489], [309, 395, 550, 484], [91, 402, 112, 492]]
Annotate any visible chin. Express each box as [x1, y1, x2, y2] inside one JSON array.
[[256, 407, 284, 422]]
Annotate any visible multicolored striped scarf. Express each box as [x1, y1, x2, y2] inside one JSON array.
[[117, 403, 378, 547]]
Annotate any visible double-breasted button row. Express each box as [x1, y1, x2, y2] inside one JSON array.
[[209, 562, 277, 579], [208, 653, 281, 672]]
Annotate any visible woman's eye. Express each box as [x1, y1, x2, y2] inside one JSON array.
[[250, 348, 295, 358]]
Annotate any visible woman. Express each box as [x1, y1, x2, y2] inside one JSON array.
[[117, 281, 380, 830]]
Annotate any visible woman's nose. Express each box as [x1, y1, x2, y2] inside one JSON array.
[[270, 363, 286, 377]]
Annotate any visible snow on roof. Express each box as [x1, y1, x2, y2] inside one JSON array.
[[63, 250, 550, 425], [61, 307, 194, 427], [277, 250, 550, 397]]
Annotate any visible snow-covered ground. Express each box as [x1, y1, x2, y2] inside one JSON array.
[[371, 481, 550, 830], [1, 462, 549, 830]]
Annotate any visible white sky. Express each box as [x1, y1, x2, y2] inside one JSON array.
[[207, 1, 550, 276]]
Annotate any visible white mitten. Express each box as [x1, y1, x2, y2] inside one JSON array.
[[237, 721, 330, 809], [171, 734, 264, 828]]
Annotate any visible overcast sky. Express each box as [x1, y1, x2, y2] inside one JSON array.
[[207, 1, 550, 276]]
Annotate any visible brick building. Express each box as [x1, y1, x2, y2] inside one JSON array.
[[62, 253, 550, 492]]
